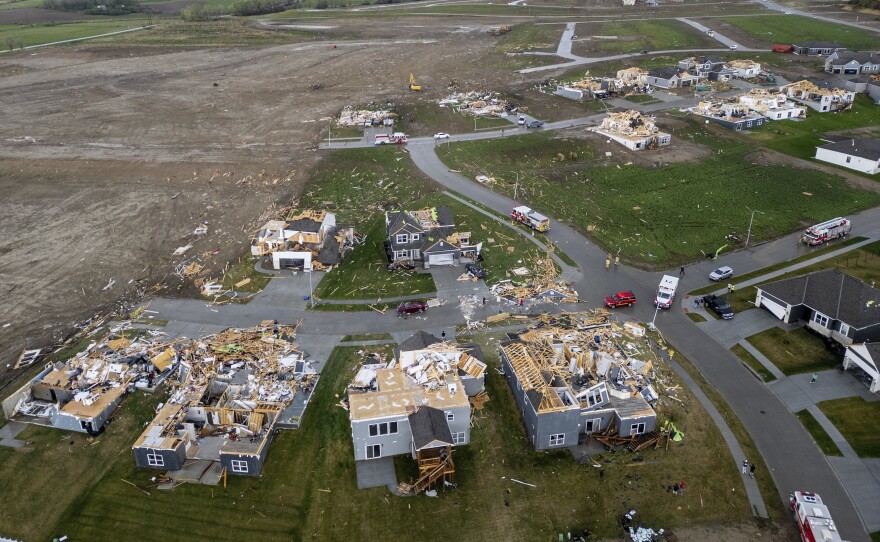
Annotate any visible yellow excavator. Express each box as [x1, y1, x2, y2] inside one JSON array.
[[409, 73, 421, 92]]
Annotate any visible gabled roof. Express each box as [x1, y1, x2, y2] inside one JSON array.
[[648, 67, 684, 79], [394, 331, 441, 359], [386, 210, 423, 236], [408, 406, 453, 449], [759, 269, 880, 328], [422, 237, 458, 254], [796, 41, 844, 49], [829, 51, 878, 64], [818, 138, 880, 161], [287, 217, 322, 233]]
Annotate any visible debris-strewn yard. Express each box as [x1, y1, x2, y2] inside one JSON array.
[[48, 340, 762, 541], [436, 125, 880, 267]]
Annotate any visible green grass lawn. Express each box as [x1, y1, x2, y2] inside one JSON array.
[[435, 126, 880, 267], [0, 392, 161, 541], [730, 343, 776, 382], [47, 341, 754, 541], [219, 255, 273, 293], [718, 240, 880, 313], [745, 327, 841, 376], [818, 397, 880, 458], [340, 333, 392, 342], [625, 94, 662, 104], [95, 18, 314, 47], [592, 19, 716, 54], [748, 96, 880, 162], [718, 15, 879, 50], [0, 0, 43, 11], [686, 312, 706, 323], [0, 18, 145, 48], [493, 23, 559, 53], [795, 409, 843, 457]]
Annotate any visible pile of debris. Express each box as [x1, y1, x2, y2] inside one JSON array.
[[337, 106, 397, 128], [251, 209, 361, 272], [489, 252, 579, 304], [438, 91, 517, 117]]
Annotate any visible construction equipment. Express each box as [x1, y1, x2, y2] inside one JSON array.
[[511, 205, 549, 232], [790, 491, 844, 542], [409, 73, 421, 92], [800, 217, 851, 246], [487, 25, 510, 36]]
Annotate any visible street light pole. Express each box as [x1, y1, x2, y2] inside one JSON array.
[[513, 171, 519, 200], [328, 121, 331, 149], [308, 268, 315, 308], [745, 207, 765, 247], [650, 301, 661, 330]]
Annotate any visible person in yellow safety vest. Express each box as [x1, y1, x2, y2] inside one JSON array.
[[614, 255, 620, 266], [605, 257, 610, 269]]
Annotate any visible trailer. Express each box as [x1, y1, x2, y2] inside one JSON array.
[[790, 491, 845, 542], [511, 206, 549, 232], [654, 275, 678, 309], [800, 217, 851, 246]]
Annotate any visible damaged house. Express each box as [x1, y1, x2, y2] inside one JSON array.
[[780, 79, 856, 112], [385, 206, 480, 268], [591, 110, 671, 151], [2, 326, 180, 435], [644, 67, 700, 89], [498, 312, 657, 451], [678, 56, 735, 81], [251, 210, 357, 271], [687, 101, 766, 131], [347, 333, 485, 494], [737, 89, 806, 120], [132, 324, 317, 479]]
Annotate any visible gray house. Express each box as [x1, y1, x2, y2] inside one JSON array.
[[793, 41, 846, 56], [679, 56, 734, 81], [843, 342, 880, 393], [645, 67, 700, 89], [386, 207, 473, 268], [755, 269, 880, 346], [825, 51, 880, 75], [394, 331, 487, 397]]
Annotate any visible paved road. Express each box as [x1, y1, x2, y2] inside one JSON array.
[[676, 17, 742, 50], [757, 0, 880, 33]]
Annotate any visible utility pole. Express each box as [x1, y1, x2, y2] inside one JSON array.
[[327, 121, 331, 149], [512, 171, 519, 200], [745, 207, 765, 247]]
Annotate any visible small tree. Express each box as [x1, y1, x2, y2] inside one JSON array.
[[5, 36, 14, 52]]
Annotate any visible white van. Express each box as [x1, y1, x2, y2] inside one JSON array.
[[654, 275, 679, 309]]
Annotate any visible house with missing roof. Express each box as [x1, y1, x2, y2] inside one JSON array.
[[251, 210, 356, 270], [755, 269, 880, 346], [385, 207, 480, 268], [815, 138, 880, 175], [843, 343, 880, 393]]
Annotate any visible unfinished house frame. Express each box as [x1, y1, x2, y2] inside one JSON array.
[[498, 311, 657, 451], [2, 326, 180, 435], [591, 110, 671, 151], [687, 101, 766, 131], [677, 56, 735, 81], [132, 323, 317, 479], [385, 206, 480, 269], [251, 210, 357, 271], [780, 80, 855, 112], [737, 89, 806, 120]]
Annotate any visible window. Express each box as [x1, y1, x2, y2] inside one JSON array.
[[368, 422, 398, 437], [446, 412, 454, 422], [549, 433, 565, 446], [813, 312, 830, 328], [586, 389, 603, 407], [839, 323, 851, 337], [147, 452, 164, 467], [452, 432, 466, 445], [411, 233, 420, 241], [630, 423, 646, 436], [394, 250, 408, 260], [585, 419, 601, 433], [366, 444, 381, 459], [230, 459, 249, 473], [395, 234, 408, 244], [410, 249, 420, 260]]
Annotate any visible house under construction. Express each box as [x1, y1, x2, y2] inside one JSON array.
[[591, 110, 671, 151], [499, 311, 657, 450]]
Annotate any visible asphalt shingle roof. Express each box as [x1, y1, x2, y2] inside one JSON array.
[[408, 406, 453, 449], [760, 269, 880, 328], [818, 138, 880, 161]]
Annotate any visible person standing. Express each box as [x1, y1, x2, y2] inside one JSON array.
[[750, 464, 756, 478], [679, 481, 685, 494], [742, 459, 749, 475], [679, 266, 685, 276], [811, 372, 818, 384], [727, 283, 732, 294], [673, 482, 680, 496]]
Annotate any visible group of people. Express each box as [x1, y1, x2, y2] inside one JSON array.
[[742, 459, 756, 478]]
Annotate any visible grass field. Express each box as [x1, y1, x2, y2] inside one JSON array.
[[748, 95, 880, 162], [0, 0, 43, 11], [46, 340, 755, 541], [435, 127, 880, 267], [493, 23, 560, 53], [685, 312, 706, 322], [96, 18, 314, 47], [0, 18, 144, 48], [746, 327, 841, 376], [219, 255, 273, 293], [818, 397, 880, 457], [730, 343, 776, 382], [626, 94, 662, 104], [795, 409, 843, 457], [340, 332, 392, 341], [718, 240, 880, 312], [592, 19, 716, 54], [718, 14, 879, 50]]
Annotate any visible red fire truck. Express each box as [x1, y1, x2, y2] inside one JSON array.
[[790, 491, 845, 542], [800, 217, 851, 246]]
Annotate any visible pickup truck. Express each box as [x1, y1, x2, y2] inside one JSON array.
[[703, 294, 734, 319], [604, 291, 636, 308]]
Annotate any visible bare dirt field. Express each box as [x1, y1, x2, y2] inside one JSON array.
[[0, 16, 533, 385]]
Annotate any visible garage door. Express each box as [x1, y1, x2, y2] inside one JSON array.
[[428, 253, 455, 267], [759, 295, 787, 320]]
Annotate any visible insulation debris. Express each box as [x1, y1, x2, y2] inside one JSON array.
[[489, 252, 578, 304], [337, 106, 398, 128], [438, 91, 517, 117], [590, 110, 671, 151]]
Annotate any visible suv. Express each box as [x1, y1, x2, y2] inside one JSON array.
[[397, 301, 428, 316], [518, 116, 526, 126], [526, 120, 544, 129], [702, 294, 734, 320], [604, 291, 636, 308], [465, 263, 487, 279], [709, 266, 733, 282]]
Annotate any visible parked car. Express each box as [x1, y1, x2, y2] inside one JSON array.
[[434, 132, 450, 140], [397, 301, 428, 316], [709, 266, 733, 282], [518, 116, 526, 125], [526, 120, 544, 129], [604, 291, 636, 308], [729, 44, 738, 50], [702, 294, 734, 320], [465, 263, 487, 279]]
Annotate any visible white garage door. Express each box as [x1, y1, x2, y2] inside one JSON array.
[[428, 253, 455, 267], [759, 295, 787, 320]]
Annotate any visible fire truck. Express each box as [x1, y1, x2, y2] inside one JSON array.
[[511, 206, 550, 232], [790, 491, 845, 542], [800, 217, 851, 246]]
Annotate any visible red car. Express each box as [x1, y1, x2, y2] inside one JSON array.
[[604, 291, 636, 308], [397, 301, 428, 316]]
